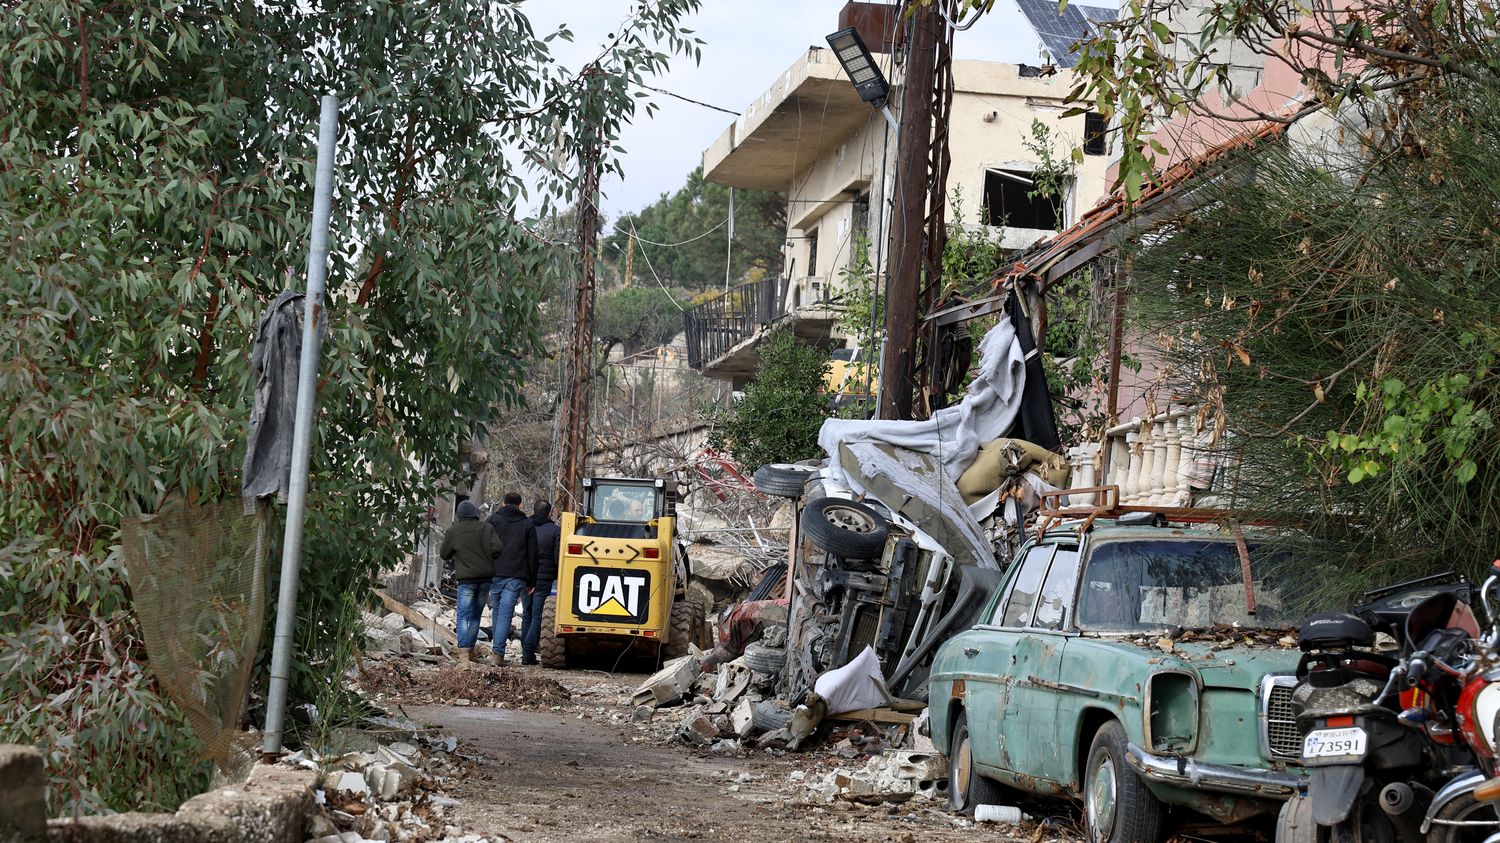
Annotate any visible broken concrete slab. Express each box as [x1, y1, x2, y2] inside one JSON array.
[[712, 659, 751, 703], [631, 654, 700, 708], [48, 764, 316, 842], [730, 699, 754, 738]]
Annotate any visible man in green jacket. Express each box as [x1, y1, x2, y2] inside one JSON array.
[[439, 500, 501, 669]]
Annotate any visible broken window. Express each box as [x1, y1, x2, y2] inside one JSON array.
[[852, 196, 870, 243], [996, 543, 1055, 626], [983, 168, 1064, 231], [1033, 547, 1081, 630], [1084, 112, 1108, 156], [807, 228, 819, 277]]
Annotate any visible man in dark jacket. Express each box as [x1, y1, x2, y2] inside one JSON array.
[[485, 491, 538, 667], [520, 500, 562, 665], [439, 500, 501, 670]]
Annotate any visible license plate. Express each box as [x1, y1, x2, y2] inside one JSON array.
[[1302, 727, 1367, 761]]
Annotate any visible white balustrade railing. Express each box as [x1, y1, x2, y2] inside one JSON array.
[[1064, 409, 1221, 507]]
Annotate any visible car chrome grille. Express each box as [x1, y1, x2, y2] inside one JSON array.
[[1262, 677, 1300, 759]]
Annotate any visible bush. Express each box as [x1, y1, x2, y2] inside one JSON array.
[[708, 328, 830, 470], [0, 540, 209, 815]]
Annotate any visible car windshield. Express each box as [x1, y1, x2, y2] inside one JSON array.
[[1076, 538, 1303, 632], [593, 484, 657, 523]]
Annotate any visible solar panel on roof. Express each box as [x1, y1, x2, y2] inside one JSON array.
[[1013, 0, 1117, 68]]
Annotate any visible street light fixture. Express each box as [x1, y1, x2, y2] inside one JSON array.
[[826, 27, 899, 130]]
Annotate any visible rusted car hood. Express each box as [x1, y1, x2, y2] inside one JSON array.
[[1083, 636, 1302, 689]]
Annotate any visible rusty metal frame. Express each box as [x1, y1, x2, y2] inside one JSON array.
[[1032, 484, 1282, 539]]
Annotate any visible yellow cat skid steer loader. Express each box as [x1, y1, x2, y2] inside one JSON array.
[[538, 477, 708, 668]]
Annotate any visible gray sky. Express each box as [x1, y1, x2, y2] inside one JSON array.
[[525, 0, 1042, 223]]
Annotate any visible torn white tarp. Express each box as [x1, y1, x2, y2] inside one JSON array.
[[818, 320, 1026, 569], [818, 319, 1025, 486], [815, 646, 893, 715]]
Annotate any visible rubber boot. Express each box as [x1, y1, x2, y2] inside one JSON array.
[[456, 647, 472, 671], [490, 649, 504, 668]]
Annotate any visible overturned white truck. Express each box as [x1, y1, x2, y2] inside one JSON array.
[[750, 315, 1073, 704]]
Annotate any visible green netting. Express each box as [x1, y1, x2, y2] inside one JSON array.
[[121, 500, 275, 760]]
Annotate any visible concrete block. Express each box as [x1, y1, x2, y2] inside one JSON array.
[[0, 745, 45, 842], [631, 655, 699, 708], [730, 699, 755, 738]]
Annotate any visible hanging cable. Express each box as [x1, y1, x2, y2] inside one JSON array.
[[628, 221, 688, 312]]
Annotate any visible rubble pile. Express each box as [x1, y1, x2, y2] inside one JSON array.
[[287, 721, 492, 843], [621, 647, 967, 808], [357, 661, 571, 709], [362, 611, 447, 661]]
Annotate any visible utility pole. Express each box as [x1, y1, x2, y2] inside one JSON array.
[[879, 1, 944, 420], [623, 229, 636, 288], [554, 67, 602, 512]]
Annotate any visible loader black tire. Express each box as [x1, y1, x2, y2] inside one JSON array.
[[664, 598, 706, 660], [752, 463, 820, 498], [800, 497, 889, 560], [743, 642, 786, 676], [538, 595, 567, 669]]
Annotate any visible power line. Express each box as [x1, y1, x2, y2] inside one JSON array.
[[634, 82, 740, 116], [628, 221, 688, 312]]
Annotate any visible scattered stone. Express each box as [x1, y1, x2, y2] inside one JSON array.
[[334, 771, 370, 795], [632, 705, 655, 723]]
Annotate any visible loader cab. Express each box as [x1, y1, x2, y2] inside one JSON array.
[[579, 477, 674, 539]]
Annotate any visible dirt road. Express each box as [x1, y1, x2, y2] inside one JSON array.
[[402, 671, 1037, 843]]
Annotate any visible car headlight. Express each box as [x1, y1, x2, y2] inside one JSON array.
[[1145, 670, 1200, 754]]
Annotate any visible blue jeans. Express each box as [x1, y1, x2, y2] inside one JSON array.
[[455, 580, 490, 649], [489, 577, 526, 657], [520, 581, 554, 661]]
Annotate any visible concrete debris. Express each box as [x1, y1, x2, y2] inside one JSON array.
[[713, 658, 752, 703], [297, 721, 514, 843], [632, 650, 703, 708], [730, 698, 755, 737], [808, 750, 948, 805]]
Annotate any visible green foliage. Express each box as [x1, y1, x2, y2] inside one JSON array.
[[603, 166, 787, 289], [1021, 119, 1075, 219], [1042, 271, 1138, 444], [708, 328, 830, 470], [0, 0, 701, 814], [0, 541, 210, 814], [595, 286, 690, 354], [1129, 74, 1500, 595], [940, 189, 1006, 294]]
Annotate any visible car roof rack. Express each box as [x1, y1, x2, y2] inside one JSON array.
[[1033, 485, 1256, 539]]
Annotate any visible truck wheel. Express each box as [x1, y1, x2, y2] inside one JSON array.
[[743, 641, 786, 676], [753, 463, 820, 498], [948, 711, 1005, 814], [1084, 721, 1164, 843], [664, 598, 705, 660], [538, 595, 567, 669], [800, 497, 889, 560]]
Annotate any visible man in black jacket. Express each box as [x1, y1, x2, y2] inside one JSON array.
[[439, 500, 501, 670], [485, 491, 537, 667], [520, 500, 562, 665]]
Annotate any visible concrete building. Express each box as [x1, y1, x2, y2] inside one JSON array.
[[686, 3, 1112, 385]]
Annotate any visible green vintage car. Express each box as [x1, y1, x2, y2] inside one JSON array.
[[928, 517, 1318, 842]]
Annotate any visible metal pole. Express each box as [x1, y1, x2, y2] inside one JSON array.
[[262, 94, 339, 759]]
